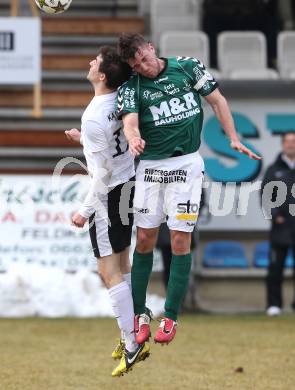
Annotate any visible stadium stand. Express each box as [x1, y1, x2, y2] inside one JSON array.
[[202, 0, 281, 68], [203, 241, 249, 268], [277, 31, 295, 79], [254, 242, 294, 268], [138, 0, 150, 16], [0, 0, 138, 17], [0, 0, 142, 173], [153, 17, 199, 48], [160, 31, 210, 64], [217, 31, 279, 79], [159, 31, 221, 79], [150, 0, 201, 44]]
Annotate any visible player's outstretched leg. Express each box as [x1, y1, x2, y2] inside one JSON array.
[[111, 342, 150, 377], [108, 281, 138, 351], [154, 253, 192, 344], [132, 250, 154, 343], [111, 266, 133, 360]]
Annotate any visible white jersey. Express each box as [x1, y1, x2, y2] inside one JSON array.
[[78, 91, 134, 218], [81, 92, 134, 187]]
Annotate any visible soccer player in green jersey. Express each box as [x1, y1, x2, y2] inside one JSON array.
[[116, 33, 261, 344]]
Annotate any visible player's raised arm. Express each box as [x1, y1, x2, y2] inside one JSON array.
[[204, 88, 262, 160], [72, 151, 109, 228], [122, 112, 145, 156], [71, 120, 109, 228]]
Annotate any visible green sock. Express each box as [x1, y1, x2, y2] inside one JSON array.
[[131, 250, 153, 315], [164, 253, 192, 321]]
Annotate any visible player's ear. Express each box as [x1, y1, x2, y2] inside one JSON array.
[[148, 42, 156, 56], [99, 72, 106, 82], [148, 42, 155, 53]]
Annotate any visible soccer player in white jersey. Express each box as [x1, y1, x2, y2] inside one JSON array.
[[65, 46, 149, 377]]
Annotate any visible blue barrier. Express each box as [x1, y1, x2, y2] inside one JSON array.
[[203, 240, 248, 268], [254, 241, 294, 268]]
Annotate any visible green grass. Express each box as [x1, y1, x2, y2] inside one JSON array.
[[0, 315, 295, 390]]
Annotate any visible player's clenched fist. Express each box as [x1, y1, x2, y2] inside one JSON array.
[[129, 137, 146, 156], [65, 128, 81, 143], [71, 212, 87, 228]]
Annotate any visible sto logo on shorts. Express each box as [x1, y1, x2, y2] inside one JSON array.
[[176, 200, 199, 221]]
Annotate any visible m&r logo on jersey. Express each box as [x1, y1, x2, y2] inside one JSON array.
[[149, 92, 200, 126]]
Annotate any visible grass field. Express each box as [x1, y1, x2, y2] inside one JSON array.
[[0, 315, 295, 390]]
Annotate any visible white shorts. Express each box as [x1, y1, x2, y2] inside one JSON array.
[[134, 151, 204, 232]]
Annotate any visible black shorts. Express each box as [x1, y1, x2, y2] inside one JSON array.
[[89, 177, 135, 258]]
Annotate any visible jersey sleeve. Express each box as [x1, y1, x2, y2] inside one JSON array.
[[116, 76, 139, 119], [81, 119, 108, 153], [78, 151, 109, 218], [177, 56, 218, 97]]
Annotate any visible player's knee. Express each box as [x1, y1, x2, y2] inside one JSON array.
[[136, 230, 155, 253], [171, 233, 191, 255]]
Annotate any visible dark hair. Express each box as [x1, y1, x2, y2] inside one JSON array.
[[117, 33, 148, 61], [282, 131, 295, 142], [97, 46, 132, 89]]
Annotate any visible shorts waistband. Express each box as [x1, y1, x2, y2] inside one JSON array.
[[137, 151, 204, 173], [146, 151, 201, 164]]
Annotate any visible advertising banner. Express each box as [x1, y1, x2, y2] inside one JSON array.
[[0, 18, 41, 84], [0, 174, 95, 271], [199, 99, 295, 230], [0, 175, 165, 316], [0, 173, 165, 272]]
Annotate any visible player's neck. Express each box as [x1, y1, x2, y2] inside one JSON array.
[[156, 58, 166, 75], [93, 83, 115, 97]]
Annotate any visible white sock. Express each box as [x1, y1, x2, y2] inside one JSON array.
[[123, 273, 132, 291], [108, 281, 137, 352], [121, 273, 132, 342], [111, 302, 125, 341]]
